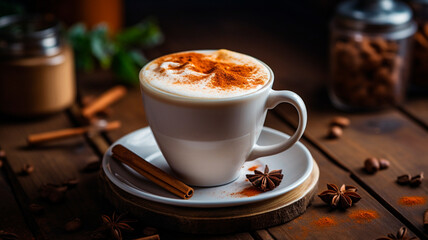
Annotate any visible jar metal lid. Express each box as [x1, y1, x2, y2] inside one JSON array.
[[0, 15, 62, 58], [334, 0, 415, 36]]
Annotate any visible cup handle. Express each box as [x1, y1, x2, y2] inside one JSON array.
[[246, 90, 307, 161]]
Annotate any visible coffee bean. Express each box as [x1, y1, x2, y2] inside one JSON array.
[[39, 184, 68, 203], [397, 174, 411, 185], [143, 226, 158, 236], [28, 203, 44, 215], [371, 38, 389, 52], [386, 41, 399, 53], [331, 116, 351, 128], [334, 42, 361, 71], [48, 191, 64, 203], [331, 36, 404, 109], [410, 172, 424, 187], [65, 218, 82, 232], [328, 126, 343, 139], [21, 164, 34, 175], [0, 149, 6, 158], [83, 157, 100, 172], [64, 178, 79, 188], [378, 158, 390, 170], [364, 157, 380, 174], [361, 41, 382, 71], [0, 160, 3, 168], [90, 231, 107, 240], [383, 52, 401, 70]]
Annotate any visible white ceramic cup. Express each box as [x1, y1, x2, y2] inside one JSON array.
[[140, 51, 307, 187]]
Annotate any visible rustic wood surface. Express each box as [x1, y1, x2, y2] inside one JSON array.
[[0, 115, 110, 240], [264, 114, 419, 240], [1, 13, 427, 240], [401, 95, 428, 129], [0, 163, 34, 239]]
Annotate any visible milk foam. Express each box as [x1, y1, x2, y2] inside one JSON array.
[[141, 50, 270, 98]]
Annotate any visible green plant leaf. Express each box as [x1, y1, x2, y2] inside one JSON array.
[[90, 24, 114, 69], [115, 18, 163, 48], [0, 1, 24, 17], [129, 50, 147, 67], [68, 24, 94, 71], [67, 18, 162, 78], [68, 24, 86, 39], [111, 49, 140, 85]]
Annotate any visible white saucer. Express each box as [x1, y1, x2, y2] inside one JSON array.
[[102, 126, 313, 208]]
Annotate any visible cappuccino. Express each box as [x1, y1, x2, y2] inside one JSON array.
[[141, 49, 270, 98], [139, 50, 307, 186]]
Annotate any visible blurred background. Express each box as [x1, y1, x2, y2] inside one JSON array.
[[1, 0, 339, 56], [0, 0, 426, 117]]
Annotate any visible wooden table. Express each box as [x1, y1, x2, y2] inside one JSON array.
[[1, 14, 428, 240]]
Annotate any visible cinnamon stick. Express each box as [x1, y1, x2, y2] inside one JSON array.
[[27, 121, 121, 145], [111, 144, 194, 199], [133, 235, 160, 240], [82, 85, 127, 118]]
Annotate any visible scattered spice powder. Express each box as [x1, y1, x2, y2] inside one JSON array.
[[248, 165, 260, 171], [348, 209, 379, 223], [298, 226, 309, 240], [398, 196, 427, 206], [231, 186, 262, 198], [312, 217, 337, 227]]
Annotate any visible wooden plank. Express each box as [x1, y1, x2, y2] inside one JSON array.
[[0, 113, 110, 240], [253, 230, 274, 240], [0, 146, 47, 240], [0, 171, 34, 239], [159, 232, 254, 240], [401, 97, 428, 129], [264, 114, 418, 240]]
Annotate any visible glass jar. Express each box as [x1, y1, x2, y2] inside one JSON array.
[[329, 0, 416, 111], [407, 0, 428, 87], [0, 15, 75, 117]]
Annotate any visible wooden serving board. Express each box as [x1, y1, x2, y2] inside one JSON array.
[[100, 160, 319, 235]]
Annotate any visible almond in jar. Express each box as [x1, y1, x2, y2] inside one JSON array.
[[329, 0, 416, 111]]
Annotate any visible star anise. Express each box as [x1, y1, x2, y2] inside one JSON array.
[[376, 227, 417, 240], [0, 230, 18, 240], [39, 183, 68, 203], [318, 183, 361, 209], [99, 212, 135, 240], [246, 165, 283, 191]]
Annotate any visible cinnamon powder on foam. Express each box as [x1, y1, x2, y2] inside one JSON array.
[[153, 51, 266, 90]]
